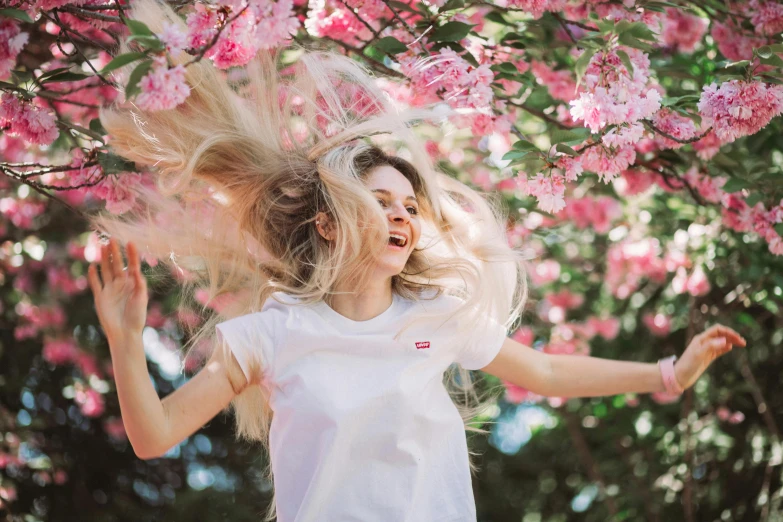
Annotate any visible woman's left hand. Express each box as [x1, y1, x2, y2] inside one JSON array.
[[674, 324, 747, 391]]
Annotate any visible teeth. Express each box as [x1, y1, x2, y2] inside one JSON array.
[[389, 234, 407, 246]]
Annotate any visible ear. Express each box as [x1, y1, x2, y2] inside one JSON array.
[[315, 211, 336, 241]]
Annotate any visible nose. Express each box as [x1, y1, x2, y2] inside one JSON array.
[[387, 201, 409, 223]]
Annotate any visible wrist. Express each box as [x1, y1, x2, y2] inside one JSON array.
[[658, 355, 684, 395]]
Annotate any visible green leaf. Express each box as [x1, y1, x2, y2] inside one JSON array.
[[618, 32, 652, 52], [721, 178, 751, 193], [40, 71, 92, 83], [759, 54, 783, 67], [512, 139, 539, 152], [125, 59, 154, 99], [616, 49, 634, 76], [89, 118, 106, 136], [374, 36, 408, 54], [624, 22, 657, 41], [721, 59, 751, 69], [502, 150, 532, 162], [744, 192, 764, 207], [0, 8, 34, 23], [439, 0, 464, 10], [775, 223, 783, 237], [388, 0, 420, 14], [485, 12, 512, 26], [100, 52, 147, 74], [125, 19, 154, 37], [492, 62, 519, 74], [430, 21, 474, 42], [64, 123, 105, 143], [575, 47, 598, 88], [554, 143, 577, 156], [37, 67, 72, 82], [595, 19, 615, 35], [97, 151, 137, 174], [126, 34, 164, 52], [757, 46, 773, 59], [550, 127, 591, 146]]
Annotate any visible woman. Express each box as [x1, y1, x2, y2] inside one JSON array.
[[87, 1, 746, 520]]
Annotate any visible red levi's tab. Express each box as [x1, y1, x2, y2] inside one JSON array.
[[415, 341, 430, 350]]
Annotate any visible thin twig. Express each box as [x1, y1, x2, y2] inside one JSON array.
[[380, 0, 418, 41], [552, 12, 578, 45], [57, 5, 122, 23], [643, 120, 713, 145], [184, 5, 250, 66]]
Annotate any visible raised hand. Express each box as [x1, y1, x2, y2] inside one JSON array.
[[674, 324, 747, 391], [87, 238, 149, 347]]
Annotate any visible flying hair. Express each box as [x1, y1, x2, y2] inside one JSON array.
[[88, 0, 529, 517]]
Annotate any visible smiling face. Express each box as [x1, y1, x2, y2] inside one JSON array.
[[364, 164, 422, 277]]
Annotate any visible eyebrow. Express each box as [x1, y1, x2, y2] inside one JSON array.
[[371, 189, 418, 204]]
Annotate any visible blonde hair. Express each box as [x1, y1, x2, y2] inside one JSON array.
[[90, 0, 528, 518]]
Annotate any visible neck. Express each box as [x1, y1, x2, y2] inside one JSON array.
[[327, 276, 394, 322]]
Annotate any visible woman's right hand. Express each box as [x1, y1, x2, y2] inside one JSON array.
[[87, 238, 149, 346]]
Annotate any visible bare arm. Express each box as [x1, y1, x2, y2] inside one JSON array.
[[482, 324, 745, 398], [89, 238, 248, 460], [111, 333, 246, 459]]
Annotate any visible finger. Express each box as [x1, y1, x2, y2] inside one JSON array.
[[127, 242, 145, 289], [87, 263, 102, 294], [709, 337, 731, 354], [100, 242, 112, 285], [110, 238, 125, 279], [705, 325, 746, 347]]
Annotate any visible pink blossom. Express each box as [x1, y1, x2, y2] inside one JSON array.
[[531, 259, 561, 286], [186, 7, 219, 49], [650, 108, 698, 150], [579, 144, 636, 183], [305, 0, 371, 44], [158, 22, 188, 58], [602, 122, 645, 148], [660, 7, 707, 53], [562, 195, 622, 233], [134, 63, 191, 111], [519, 172, 566, 214], [683, 167, 726, 204], [617, 169, 656, 196], [0, 196, 47, 230], [692, 128, 722, 160], [711, 20, 765, 61], [587, 316, 620, 341], [0, 93, 59, 146], [530, 60, 577, 102], [91, 172, 143, 214], [606, 239, 667, 299], [75, 387, 105, 417], [504, 0, 566, 19], [0, 19, 29, 80], [503, 380, 538, 403], [546, 289, 584, 310], [698, 80, 783, 144], [74, 351, 101, 377], [749, 0, 783, 36], [554, 154, 583, 181], [252, 0, 300, 49], [685, 266, 710, 296], [642, 312, 671, 337], [512, 326, 535, 347], [42, 337, 79, 365]]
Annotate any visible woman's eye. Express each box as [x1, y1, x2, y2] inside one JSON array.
[[407, 207, 419, 215], [377, 199, 387, 207]]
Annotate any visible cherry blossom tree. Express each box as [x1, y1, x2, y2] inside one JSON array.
[[2, 0, 783, 520]]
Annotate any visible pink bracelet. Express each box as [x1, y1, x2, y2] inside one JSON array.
[[658, 355, 684, 396]]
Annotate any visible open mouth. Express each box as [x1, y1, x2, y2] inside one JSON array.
[[388, 233, 408, 248]]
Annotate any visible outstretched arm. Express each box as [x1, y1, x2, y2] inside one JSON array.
[[481, 324, 746, 398]]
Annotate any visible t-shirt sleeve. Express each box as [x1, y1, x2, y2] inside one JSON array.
[[453, 314, 508, 371], [215, 311, 277, 385]]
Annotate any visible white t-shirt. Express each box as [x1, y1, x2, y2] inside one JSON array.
[[215, 291, 507, 522]]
